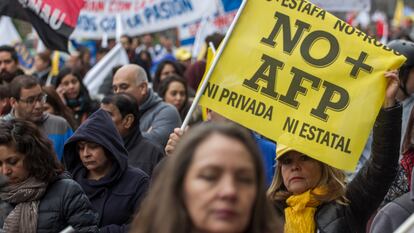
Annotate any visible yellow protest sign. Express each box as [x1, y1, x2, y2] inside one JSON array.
[[198, 0, 406, 171]]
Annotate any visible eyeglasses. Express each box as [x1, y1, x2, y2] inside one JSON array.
[[18, 94, 47, 105]]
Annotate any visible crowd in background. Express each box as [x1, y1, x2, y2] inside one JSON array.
[[1, 12, 414, 232]]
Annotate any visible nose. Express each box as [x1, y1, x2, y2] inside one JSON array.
[[68, 82, 76, 90], [218, 175, 238, 201], [177, 94, 185, 101], [80, 146, 91, 158], [290, 160, 301, 171], [34, 99, 43, 109], [1, 164, 11, 176]]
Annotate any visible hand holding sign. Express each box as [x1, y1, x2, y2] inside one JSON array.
[[384, 70, 399, 108], [197, 0, 406, 171]]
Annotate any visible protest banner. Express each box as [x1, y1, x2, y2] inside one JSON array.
[[0, 0, 85, 52], [72, 0, 215, 39], [197, 0, 406, 171]]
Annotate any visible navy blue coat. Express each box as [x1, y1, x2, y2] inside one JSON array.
[[63, 109, 149, 233]]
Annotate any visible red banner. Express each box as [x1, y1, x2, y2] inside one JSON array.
[[0, 0, 85, 52]]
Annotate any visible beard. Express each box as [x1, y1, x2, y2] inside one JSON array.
[[0, 70, 17, 83], [0, 68, 24, 84]]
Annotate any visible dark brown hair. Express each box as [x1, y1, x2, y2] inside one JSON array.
[[130, 123, 280, 233], [36, 51, 51, 67], [157, 74, 189, 117], [0, 119, 64, 183], [153, 60, 183, 92], [9, 75, 38, 100], [42, 85, 78, 129]]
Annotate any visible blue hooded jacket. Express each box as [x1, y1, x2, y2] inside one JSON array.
[[63, 109, 149, 233]]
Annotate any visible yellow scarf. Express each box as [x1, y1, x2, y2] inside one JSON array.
[[284, 187, 326, 233]]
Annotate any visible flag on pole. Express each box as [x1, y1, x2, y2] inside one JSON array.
[[0, 17, 34, 70], [0, 0, 85, 52], [0, 16, 21, 46], [84, 43, 129, 98], [195, 0, 406, 171], [393, 0, 404, 27]]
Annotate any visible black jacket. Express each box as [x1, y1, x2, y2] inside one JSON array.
[[63, 109, 149, 233], [123, 123, 165, 176], [0, 174, 99, 233], [274, 105, 402, 233]]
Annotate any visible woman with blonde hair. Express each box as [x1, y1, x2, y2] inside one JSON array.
[[267, 71, 402, 233]]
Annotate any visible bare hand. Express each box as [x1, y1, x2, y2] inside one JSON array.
[[56, 85, 67, 104], [165, 128, 184, 156], [383, 70, 399, 108]]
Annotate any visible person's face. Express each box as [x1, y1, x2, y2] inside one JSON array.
[[405, 69, 414, 95], [139, 52, 149, 62], [78, 141, 111, 174], [82, 51, 91, 64], [11, 84, 45, 122], [280, 151, 322, 195], [59, 74, 80, 100], [120, 37, 130, 50], [0, 51, 17, 74], [0, 97, 10, 115], [184, 133, 257, 233], [34, 55, 48, 72], [165, 81, 186, 110], [113, 71, 147, 104], [160, 64, 177, 81], [65, 54, 81, 69], [0, 51, 18, 82], [0, 145, 29, 185], [101, 103, 129, 137], [143, 35, 152, 47], [43, 102, 55, 115]]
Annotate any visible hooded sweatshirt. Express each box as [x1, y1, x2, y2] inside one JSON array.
[[139, 88, 181, 147], [63, 109, 149, 233]]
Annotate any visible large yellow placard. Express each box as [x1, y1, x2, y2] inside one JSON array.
[[198, 0, 406, 171]]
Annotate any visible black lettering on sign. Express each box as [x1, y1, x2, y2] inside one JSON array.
[[334, 19, 400, 55], [203, 82, 220, 99], [345, 51, 373, 79], [217, 88, 274, 121], [279, 67, 321, 108], [283, 116, 299, 134], [300, 31, 339, 67], [261, 11, 311, 54], [310, 81, 349, 121], [219, 88, 230, 102], [243, 54, 284, 100], [261, 11, 340, 67], [283, 117, 352, 153], [243, 53, 351, 122]]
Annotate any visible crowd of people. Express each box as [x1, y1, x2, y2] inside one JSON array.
[[0, 23, 414, 232]]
